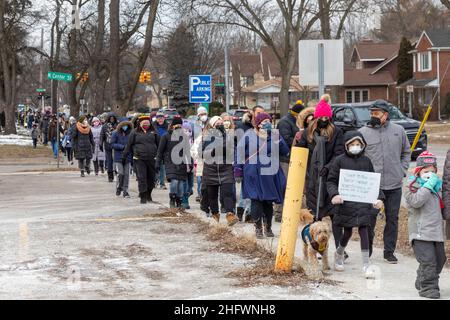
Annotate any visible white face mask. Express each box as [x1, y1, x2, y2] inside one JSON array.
[[200, 115, 208, 123], [420, 171, 434, 181], [349, 145, 363, 155]]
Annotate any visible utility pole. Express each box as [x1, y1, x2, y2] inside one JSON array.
[[40, 28, 44, 113], [224, 45, 230, 113], [318, 43, 325, 98]]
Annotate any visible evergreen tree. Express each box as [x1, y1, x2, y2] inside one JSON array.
[[397, 37, 414, 85]]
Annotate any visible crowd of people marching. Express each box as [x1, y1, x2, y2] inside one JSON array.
[[24, 95, 450, 299]]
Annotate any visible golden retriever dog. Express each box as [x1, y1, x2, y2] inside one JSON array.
[[299, 209, 331, 272]]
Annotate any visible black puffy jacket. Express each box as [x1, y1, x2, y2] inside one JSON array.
[[277, 114, 299, 163], [123, 128, 159, 162], [326, 131, 385, 228], [156, 129, 191, 181]]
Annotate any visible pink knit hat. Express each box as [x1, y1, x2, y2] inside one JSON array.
[[314, 99, 333, 119]]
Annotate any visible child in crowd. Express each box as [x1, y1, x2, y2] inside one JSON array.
[[327, 131, 384, 278], [405, 151, 446, 299], [31, 123, 38, 149]]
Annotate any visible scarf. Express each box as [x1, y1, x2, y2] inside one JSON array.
[[408, 175, 444, 209], [76, 122, 91, 135], [309, 131, 327, 209]]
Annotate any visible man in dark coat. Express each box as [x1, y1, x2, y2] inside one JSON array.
[[153, 112, 169, 189], [100, 112, 118, 182], [40, 113, 50, 145], [274, 101, 304, 222], [111, 119, 133, 198]]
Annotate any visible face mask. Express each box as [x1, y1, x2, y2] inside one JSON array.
[[200, 115, 208, 123], [262, 122, 272, 131], [223, 121, 231, 129], [317, 119, 329, 129], [93, 121, 100, 127], [349, 145, 363, 155], [420, 171, 434, 181], [216, 125, 225, 132], [369, 116, 382, 127], [122, 125, 129, 131]]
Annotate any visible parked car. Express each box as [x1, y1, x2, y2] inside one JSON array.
[[229, 108, 249, 123], [159, 108, 180, 121], [332, 100, 427, 160]]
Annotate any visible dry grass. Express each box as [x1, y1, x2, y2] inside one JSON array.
[[20, 167, 79, 173], [0, 145, 51, 159]]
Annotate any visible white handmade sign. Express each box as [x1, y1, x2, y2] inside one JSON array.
[[338, 169, 381, 204]]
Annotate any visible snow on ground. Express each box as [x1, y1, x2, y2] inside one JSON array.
[[0, 126, 32, 146]]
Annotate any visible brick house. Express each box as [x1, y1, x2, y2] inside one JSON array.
[[397, 29, 450, 120], [230, 47, 310, 111], [336, 40, 400, 105]]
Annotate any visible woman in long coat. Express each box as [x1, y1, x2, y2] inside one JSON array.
[[234, 112, 290, 238], [71, 115, 95, 177], [91, 117, 106, 175]]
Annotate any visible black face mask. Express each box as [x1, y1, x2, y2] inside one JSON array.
[[216, 125, 225, 133], [317, 119, 330, 129], [369, 117, 382, 127]]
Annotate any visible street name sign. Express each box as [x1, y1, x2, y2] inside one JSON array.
[[48, 72, 73, 82]]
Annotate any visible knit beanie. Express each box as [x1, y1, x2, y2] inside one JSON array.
[[209, 116, 222, 128], [171, 117, 183, 126], [197, 106, 208, 116], [314, 99, 333, 119], [291, 102, 305, 115], [255, 112, 272, 127], [414, 151, 438, 176]]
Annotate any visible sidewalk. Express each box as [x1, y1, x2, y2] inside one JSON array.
[[186, 201, 450, 300]]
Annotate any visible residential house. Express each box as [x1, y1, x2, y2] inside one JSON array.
[[398, 29, 450, 120], [337, 40, 400, 105], [230, 47, 310, 111]]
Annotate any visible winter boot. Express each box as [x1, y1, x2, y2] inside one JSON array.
[[226, 213, 239, 227], [244, 213, 253, 223], [254, 219, 263, 239], [116, 188, 122, 196], [139, 192, 147, 204], [236, 207, 244, 222], [212, 213, 220, 223], [175, 197, 183, 212], [108, 172, 114, 183], [147, 191, 153, 202], [80, 170, 85, 177], [334, 252, 345, 271], [123, 191, 130, 198], [85, 166, 91, 175], [169, 194, 177, 209], [264, 223, 274, 238]]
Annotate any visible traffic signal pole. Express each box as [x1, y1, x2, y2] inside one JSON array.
[[224, 45, 230, 113]]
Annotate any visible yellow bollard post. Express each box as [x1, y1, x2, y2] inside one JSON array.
[[411, 105, 432, 152], [275, 146, 309, 272]]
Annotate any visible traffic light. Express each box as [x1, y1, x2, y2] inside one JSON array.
[[76, 72, 89, 83], [215, 85, 225, 95], [139, 70, 151, 83], [139, 72, 145, 83]]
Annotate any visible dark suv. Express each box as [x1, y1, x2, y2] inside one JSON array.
[[332, 101, 427, 160]]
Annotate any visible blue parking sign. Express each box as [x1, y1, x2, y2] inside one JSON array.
[[189, 75, 212, 104]]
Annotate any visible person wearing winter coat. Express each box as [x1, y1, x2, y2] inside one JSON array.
[[100, 112, 119, 182], [155, 117, 192, 209], [31, 123, 38, 149], [153, 112, 169, 190], [71, 116, 95, 177], [48, 115, 60, 159], [111, 119, 133, 198], [91, 117, 106, 175], [405, 151, 446, 299], [235, 112, 290, 238], [63, 117, 76, 165], [296, 95, 345, 249], [442, 148, 450, 242], [326, 131, 384, 277], [199, 116, 239, 226], [123, 115, 159, 204], [181, 120, 195, 209], [274, 102, 304, 222], [40, 113, 50, 145], [359, 99, 411, 264]]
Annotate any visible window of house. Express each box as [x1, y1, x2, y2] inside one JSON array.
[[356, 61, 363, 70], [418, 51, 431, 72], [346, 89, 370, 103]]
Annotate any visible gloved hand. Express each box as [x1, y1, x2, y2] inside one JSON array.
[[235, 176, 243, 184], [423, 172, 439, 191], [331, 195, 344, 205], [373, 200, 384, 210]]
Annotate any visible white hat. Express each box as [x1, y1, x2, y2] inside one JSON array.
[[92, 117, 100, 123], [209, 116, 222, 128], [197, 106, 208, 115], [69, 116, 76, 124]]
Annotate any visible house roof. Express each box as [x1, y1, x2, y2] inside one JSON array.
[[420, 29, 450, 48], [344, 68, 396, 87], [261, 46, 298, 79], [241, 78, 302, 93], [397, 78, 438, 88], [353, 41, 400, 61]]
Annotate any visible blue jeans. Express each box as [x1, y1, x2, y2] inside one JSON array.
[[182, 173, 194, 207], [51, 138, 58, 157], [170, 179, 185, 198], [159, 162, 166, 186], [196, 176, 202, 197], [105, 149, 114, 173], [237, 183, 251, 212]]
